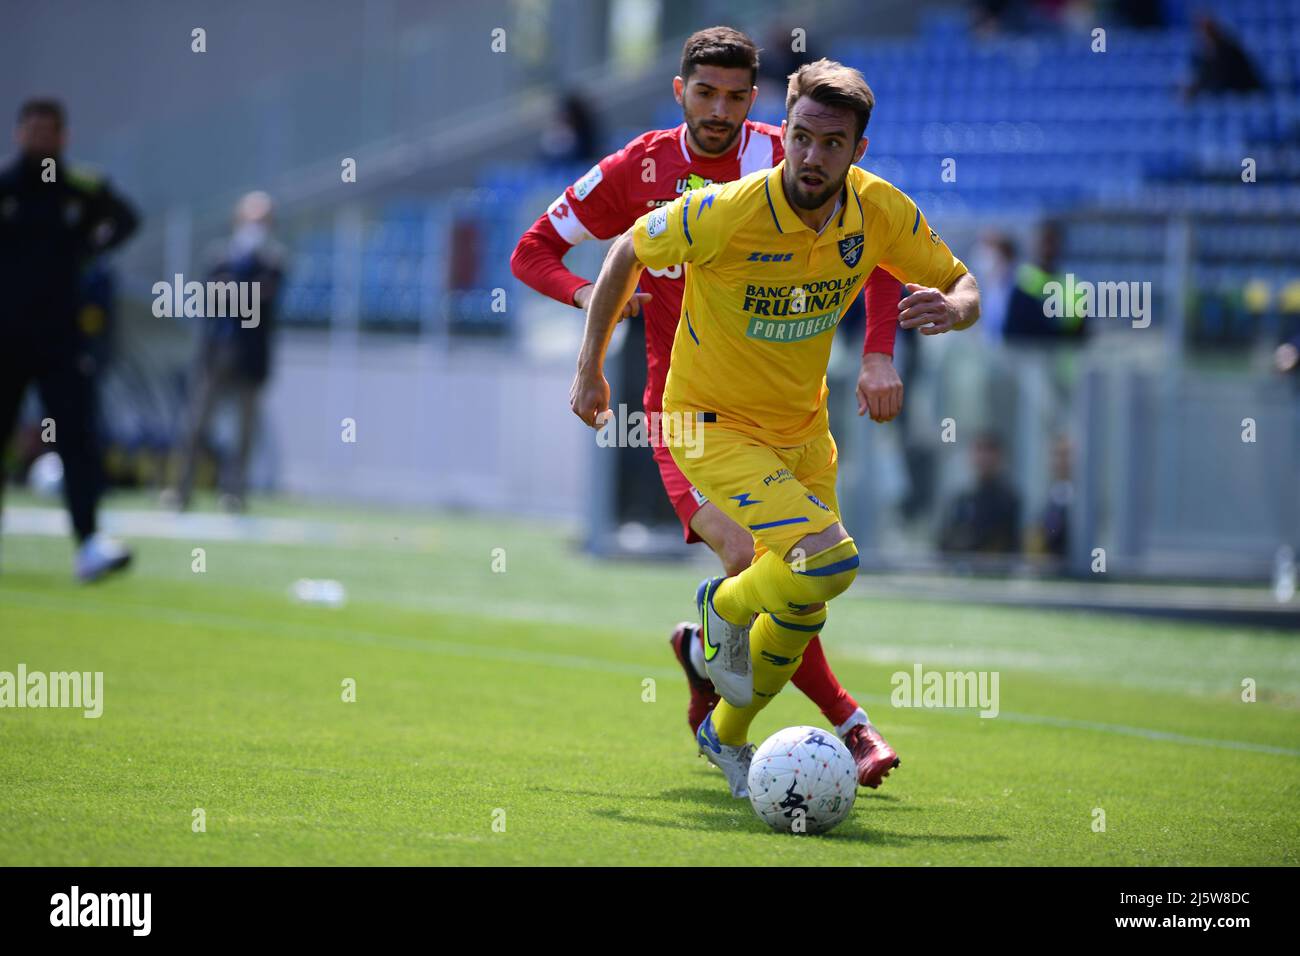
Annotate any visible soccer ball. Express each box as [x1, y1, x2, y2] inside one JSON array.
[[747, 725, 857, 834]]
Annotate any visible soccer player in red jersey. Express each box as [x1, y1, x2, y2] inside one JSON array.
[[512, 27, 901, 788]]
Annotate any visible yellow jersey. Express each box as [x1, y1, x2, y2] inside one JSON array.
[[631, 161, 968, 447]]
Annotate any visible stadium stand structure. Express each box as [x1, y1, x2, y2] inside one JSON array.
[[279, 1, 1300, 349]]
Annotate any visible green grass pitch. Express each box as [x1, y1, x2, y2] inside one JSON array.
[[1, 497, 1297, 865]]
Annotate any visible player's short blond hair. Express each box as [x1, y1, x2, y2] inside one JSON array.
[[784, 59, 875, 141]]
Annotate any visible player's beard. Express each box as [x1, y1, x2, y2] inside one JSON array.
[[684, 114, 743, 156], [785, 164, 846, 211]]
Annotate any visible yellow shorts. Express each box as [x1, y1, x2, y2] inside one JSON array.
[[664, 417, 841, 559]]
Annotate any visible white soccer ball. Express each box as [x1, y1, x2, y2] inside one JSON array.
[[748, 725, 857, 834]]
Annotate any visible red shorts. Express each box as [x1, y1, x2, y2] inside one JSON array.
[[651, 436, 707, 544]]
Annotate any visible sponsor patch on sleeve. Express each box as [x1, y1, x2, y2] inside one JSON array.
[[572, 163, 604, 201], [547, 193, 593, 244], [646, 206, 668, 238]]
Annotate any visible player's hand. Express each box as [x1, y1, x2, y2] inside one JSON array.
[[898, 283, 960, 334], [573, 284, 651, 321], [619, 292, 652, 320], [856, 352, 903, 422], [570, 367, 612, 429]]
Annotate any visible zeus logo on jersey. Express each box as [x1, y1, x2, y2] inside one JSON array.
[[746, 252, 794, 262]]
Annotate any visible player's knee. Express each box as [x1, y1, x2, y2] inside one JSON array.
[[720, 535, 755, 577], [786, 601, 825, 615], [789, 536, 859, 604]]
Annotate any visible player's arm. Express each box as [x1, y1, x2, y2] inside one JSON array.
[[857, 267, 905, 422], [570, 228, 645, 428], [898, 271, 979, 335], [510, 154, 650, 319], [510, 213, 596, 306], [571, 189, 718, 428], [878, 190, 980, 336], [72, 170, 140, 253], [510, 213, 650, 318]]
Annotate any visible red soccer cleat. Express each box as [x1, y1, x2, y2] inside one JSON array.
[[842, 723, 901, 789], [669, 622, 720, 735]]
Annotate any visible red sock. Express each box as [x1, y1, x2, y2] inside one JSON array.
[[790, 635, 859, 728]]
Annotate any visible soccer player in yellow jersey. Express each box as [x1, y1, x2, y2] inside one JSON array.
[[571, 59, 980, 797]]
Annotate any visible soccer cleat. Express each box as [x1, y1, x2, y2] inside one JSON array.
[[75, 534, 132, 583], [842, 723, 900, 789], [668, 622, 719, 735], [696, 711, 755, 799], [695, 576, 752, 708]]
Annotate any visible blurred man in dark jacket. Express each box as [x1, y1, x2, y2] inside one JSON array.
[[164, 191, 286, 513], [0, 98, 139, 581], [938, 430, 1022, 556], [1186, 15, 1264, 99], [1003, 220, 1087, 342]]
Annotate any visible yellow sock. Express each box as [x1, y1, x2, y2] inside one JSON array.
[[712, 606, 827, 745], [713, 538, 859, 624]]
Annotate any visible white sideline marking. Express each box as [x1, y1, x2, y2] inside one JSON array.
[[4, 588, 1297, 760], [1, 506, 434, 549]]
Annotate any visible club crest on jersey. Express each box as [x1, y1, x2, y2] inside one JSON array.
[[573, 164, 603, 201], [838, 233, 864, 267]]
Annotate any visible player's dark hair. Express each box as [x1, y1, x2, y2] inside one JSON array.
[[17, 98, 66, 127], [785, 59, 874, 140], [680, 26, 760, 86]]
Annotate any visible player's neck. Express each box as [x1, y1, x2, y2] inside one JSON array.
[[784, 182, 843, 233]]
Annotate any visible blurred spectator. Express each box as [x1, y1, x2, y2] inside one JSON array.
[[1034, 434, 1073, 557], [78, 258, 118, 371], [1185, 15, 1264, 99], [1003, 220, 1086, 342], [970, 230, 1021, 344], [1111, 0, 1165, 29], [970, 0, 1096, 35], [971, 0, 1026, 35], [163, 191, 286, 513], [894, 324, 938, 523], [0, 97, 139, 581], [538, 92, 600, 166], [78, 258, 118, 444], [757, 23, 807, 88], [938, 431, 1022, 555]]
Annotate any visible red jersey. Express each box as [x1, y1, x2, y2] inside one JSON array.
[[511, 121, 901, 413]]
